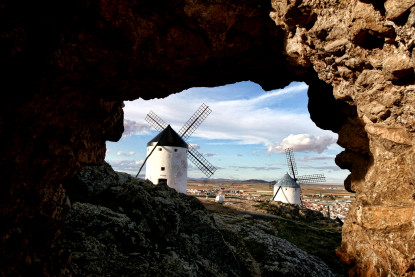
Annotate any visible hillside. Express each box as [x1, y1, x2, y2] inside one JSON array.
[[62, 162, 344, 276]]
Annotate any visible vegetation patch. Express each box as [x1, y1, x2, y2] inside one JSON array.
[[255, 202, 347, 275]]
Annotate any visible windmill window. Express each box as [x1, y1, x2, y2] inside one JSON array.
[[161, 167, 165, 171], [158, 148, 162, 151], [174, 149, 178, 152]]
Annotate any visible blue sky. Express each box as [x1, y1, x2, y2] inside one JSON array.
[[105, 81, 349, 184]]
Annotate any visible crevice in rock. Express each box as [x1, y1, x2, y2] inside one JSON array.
[[391, 69, 415, 86], [358, 0, 386, 16], [392, 8, 413, 26], [352, 29, 386, 49]]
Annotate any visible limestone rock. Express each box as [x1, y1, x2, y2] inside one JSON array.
[[269, 0, 415, 275], [66, 161, 120, 197], [384, 0, 415, 21], [408, 6, 415, 26], [351, 1, 395, 49], [383, 54, 415, 84]]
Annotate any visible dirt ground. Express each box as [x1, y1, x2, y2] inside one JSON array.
[[197, 196, 280, 219]]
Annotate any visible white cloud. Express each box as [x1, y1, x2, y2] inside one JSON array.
[[252, 150, 263, 156], [204, 153, 215, 157], [106, 81, 349, 183], [123, 119, 150, 136], [123, 81, 329, 145], [230, 165, 281, 171], [117, 151, 136, 157], [212, 82, 308, 108], [189, 143, 200, 150], [297, 155, 336, 161], [107, 159, 143, 173], [267, 134, 337, 154]]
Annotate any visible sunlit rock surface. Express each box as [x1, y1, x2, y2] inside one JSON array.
[[1, 0, 415, 275], [270, 1, 415, 275]]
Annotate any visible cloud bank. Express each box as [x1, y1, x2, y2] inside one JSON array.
[[122, 82, 326, 145], [123, 119, 150, 136], [117, 151, 136, 157], [108, 159, 144, 172], [267, 134, 337, 154], [188, 143, 200, 150]]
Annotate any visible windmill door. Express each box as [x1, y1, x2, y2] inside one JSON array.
[[158, 178, 168, 184]]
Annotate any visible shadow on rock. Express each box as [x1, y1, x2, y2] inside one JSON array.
[[63, 162, 336, 276]]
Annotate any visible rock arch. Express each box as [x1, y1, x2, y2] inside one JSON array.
[[1, 0, 414, 275]]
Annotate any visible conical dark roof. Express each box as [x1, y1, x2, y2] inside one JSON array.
[[276, 173, 300, 188], [147, 125, 188, 148]]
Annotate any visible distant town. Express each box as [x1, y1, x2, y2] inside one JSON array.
[[187, 180, 354, 222]]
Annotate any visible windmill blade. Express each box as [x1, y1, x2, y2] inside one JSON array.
[[297, 174, 326, 184], [285, 147, 298, 180], [187, 145, 216, 178], [178, 103, 211, 141], [145, 111, 168, 132]]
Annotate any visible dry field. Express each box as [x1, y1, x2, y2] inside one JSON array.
[[187, 179, 355, 201]]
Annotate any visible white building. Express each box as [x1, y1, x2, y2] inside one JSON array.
[[145, 125, 188, 193], [273, 173, 301, 205], [215, 195, 225, 203]]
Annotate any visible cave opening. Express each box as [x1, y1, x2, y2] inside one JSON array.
[[103, 80, 353, 275], [105, 81, 349, 184]]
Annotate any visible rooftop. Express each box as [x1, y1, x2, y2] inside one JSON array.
[[275, 173, 300, 188]]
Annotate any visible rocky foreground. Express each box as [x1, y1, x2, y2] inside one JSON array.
[[62, 162, 340, 276]]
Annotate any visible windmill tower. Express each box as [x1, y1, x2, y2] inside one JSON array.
[[136, 104, 216, 193], [272, 147, 325, 205]]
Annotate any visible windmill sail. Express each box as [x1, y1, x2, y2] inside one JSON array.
[[177, 103, 216, 178], [179, 103, 211, 141], [187, 145, 216, 178], [139, 104, 216, 179], [284, 147, 325, 184], [285, 147, 298, 180], [297, 174, 325, 183], [145, 111, 168, 131]]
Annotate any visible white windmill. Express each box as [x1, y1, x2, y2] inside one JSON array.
[[136, 104, 216, 193], [272, 148, 325, 205]]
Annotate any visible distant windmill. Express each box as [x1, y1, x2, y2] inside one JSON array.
[[272, 147, 325, 204], [136, 103, 216, 193]]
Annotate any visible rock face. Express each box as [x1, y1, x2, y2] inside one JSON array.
[[1, 0, 415, 276], [269, 1, 415, 275], [62, 162, 335, 276]]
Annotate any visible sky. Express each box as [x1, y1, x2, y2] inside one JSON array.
[[105, 81, 349, 184]]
